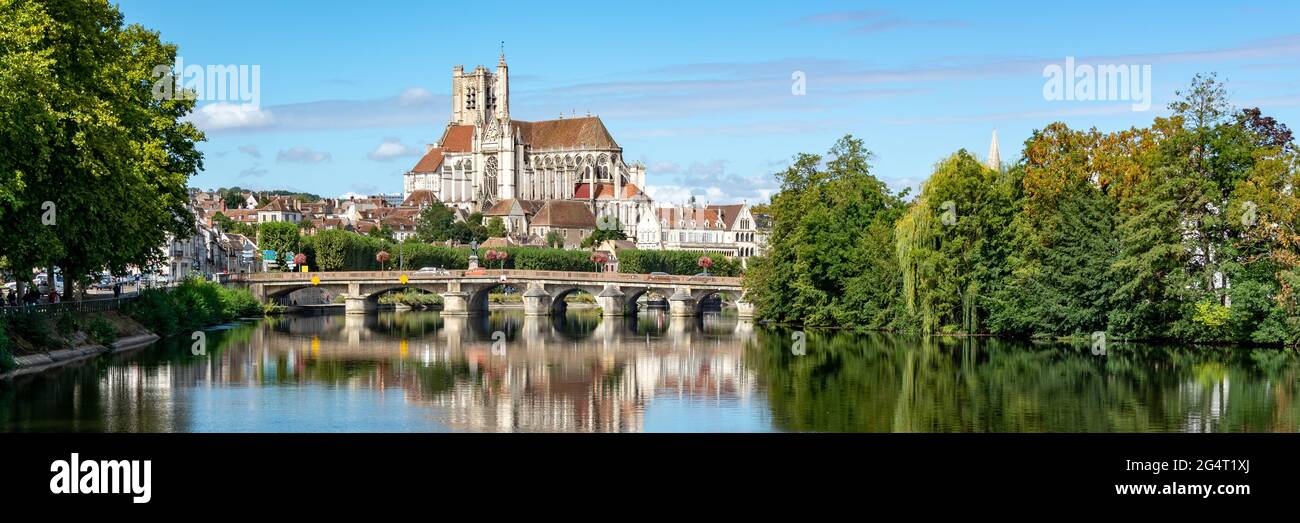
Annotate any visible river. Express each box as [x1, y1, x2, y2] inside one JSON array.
[[2, 309, 1298, 432]]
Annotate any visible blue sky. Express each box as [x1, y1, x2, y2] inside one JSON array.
[[116, 0, 1300, 204]]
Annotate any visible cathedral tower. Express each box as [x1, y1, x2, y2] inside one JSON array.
[[451, 64, 499, 125]]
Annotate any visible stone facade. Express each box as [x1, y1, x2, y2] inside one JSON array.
[[404, 53, 651, 239]]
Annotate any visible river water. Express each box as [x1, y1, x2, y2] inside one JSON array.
[[2, 309, 1298, 432]]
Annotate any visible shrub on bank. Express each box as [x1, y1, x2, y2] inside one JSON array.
[[125, 278, 264, 336], [2, 311, 55, 349], [88, 316, 118, 346], [0, 323, 15, 372], [221, 287, 264, 318]]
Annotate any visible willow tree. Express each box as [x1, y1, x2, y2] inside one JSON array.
[[0, 0, 202, 296], [895, 150, 1017, 334]]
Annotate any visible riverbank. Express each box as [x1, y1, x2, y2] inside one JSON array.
[[0, 310, 159, 381], [0, 332, 160, 380]]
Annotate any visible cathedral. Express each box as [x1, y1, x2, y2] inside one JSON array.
[[403, 52, 652, 239]]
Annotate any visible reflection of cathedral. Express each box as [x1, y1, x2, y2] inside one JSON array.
[[403, 52, 652, 238]]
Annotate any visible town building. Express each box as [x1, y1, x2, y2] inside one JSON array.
[[634, 203, 765, 262]]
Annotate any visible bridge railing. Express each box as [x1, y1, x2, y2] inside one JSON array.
[[234, 269, 743, 286]]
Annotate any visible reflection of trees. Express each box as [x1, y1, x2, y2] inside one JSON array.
[[748, 329, 1300, 432], [551, 310, 600, 341], [374, 311, 444, 339]]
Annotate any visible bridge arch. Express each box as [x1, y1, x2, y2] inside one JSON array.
[[623, 286, 673, 314], [364, 286, 444, 310], [692, 289, 733, 314], [468, 281, 525, 313], [266, 284, 347, 305]]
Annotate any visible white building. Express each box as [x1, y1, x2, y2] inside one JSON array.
[[635, 203, 765, 262]]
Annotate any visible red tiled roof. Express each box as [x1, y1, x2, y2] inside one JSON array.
[[402, 190, 436, 207], [484, 198, 545, 216], [656, 207, 725, 229], [440, 125, 475, 152], [515, 117, 618, 150], [531, 200, 596, 229], [708, 204, 743, 229], [259, 197, 299, 213], [411, 148, 445, 173], [573, 182, 644, 200]]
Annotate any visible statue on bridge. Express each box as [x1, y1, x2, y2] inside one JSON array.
[[467, 240, 483, 273]]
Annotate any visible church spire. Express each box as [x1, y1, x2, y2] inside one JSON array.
[[987, 128, 1001, 170], [499, 41, 506, 67]]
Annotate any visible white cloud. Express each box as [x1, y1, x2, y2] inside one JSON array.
[[277, 147, 332, 164], [643, 184, 694, 205], [367, 138, 423, 162], [188, 102, 275, 131], [237, 144, 260, 158], [238, 166, 268, 178], [647, 161, 680, 174], [398, 87, 435, 106]]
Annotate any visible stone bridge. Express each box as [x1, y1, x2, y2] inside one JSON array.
[[233, 269, 751, 319]]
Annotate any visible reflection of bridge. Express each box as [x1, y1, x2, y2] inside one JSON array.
[[235, 270, 751, 318]]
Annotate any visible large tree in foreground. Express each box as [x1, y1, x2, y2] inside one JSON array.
[[0, 0, 203, 297]]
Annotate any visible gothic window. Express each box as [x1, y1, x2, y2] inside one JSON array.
[[466, 87, 477, 110]]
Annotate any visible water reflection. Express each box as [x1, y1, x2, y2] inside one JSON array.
[[1, 310, 1298, 432]]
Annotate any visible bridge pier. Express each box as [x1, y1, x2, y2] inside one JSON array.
[[522, 284, 552, 316], [345, 296, 375, 315], [440, 291, 471, 316], [595, 285, 626, 317], [668, 288, 696, 318]]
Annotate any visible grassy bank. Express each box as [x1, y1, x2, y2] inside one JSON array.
[[0, 310, 151, 372]]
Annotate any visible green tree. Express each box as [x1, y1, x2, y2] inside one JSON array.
[[368, 224, 395, 242], [581, 219, 627, 247], [988, 124, 1118, 336], [0, 0, 204, 299], [310, 229, 350, 271], [259, 221, 300, 271], [545, 230, 564, 248], [485, 217, 507, 238], [896, 150, 1017, 333], [746, 135, 905, 326], [416, 201, 456, 242]]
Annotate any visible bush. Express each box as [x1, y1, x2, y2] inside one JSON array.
[[300, 230, 607, 272], [125, 278, 265, 336], [618, 250, 742, 276], [88, 316, 118, 346], [0, 323, 15, 372], [124, 288, 180, 336], [378, 290, 443, 307], [3, 311, 55, 349], [56, 312, 82, 335], [221, 287, 263, 318]]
